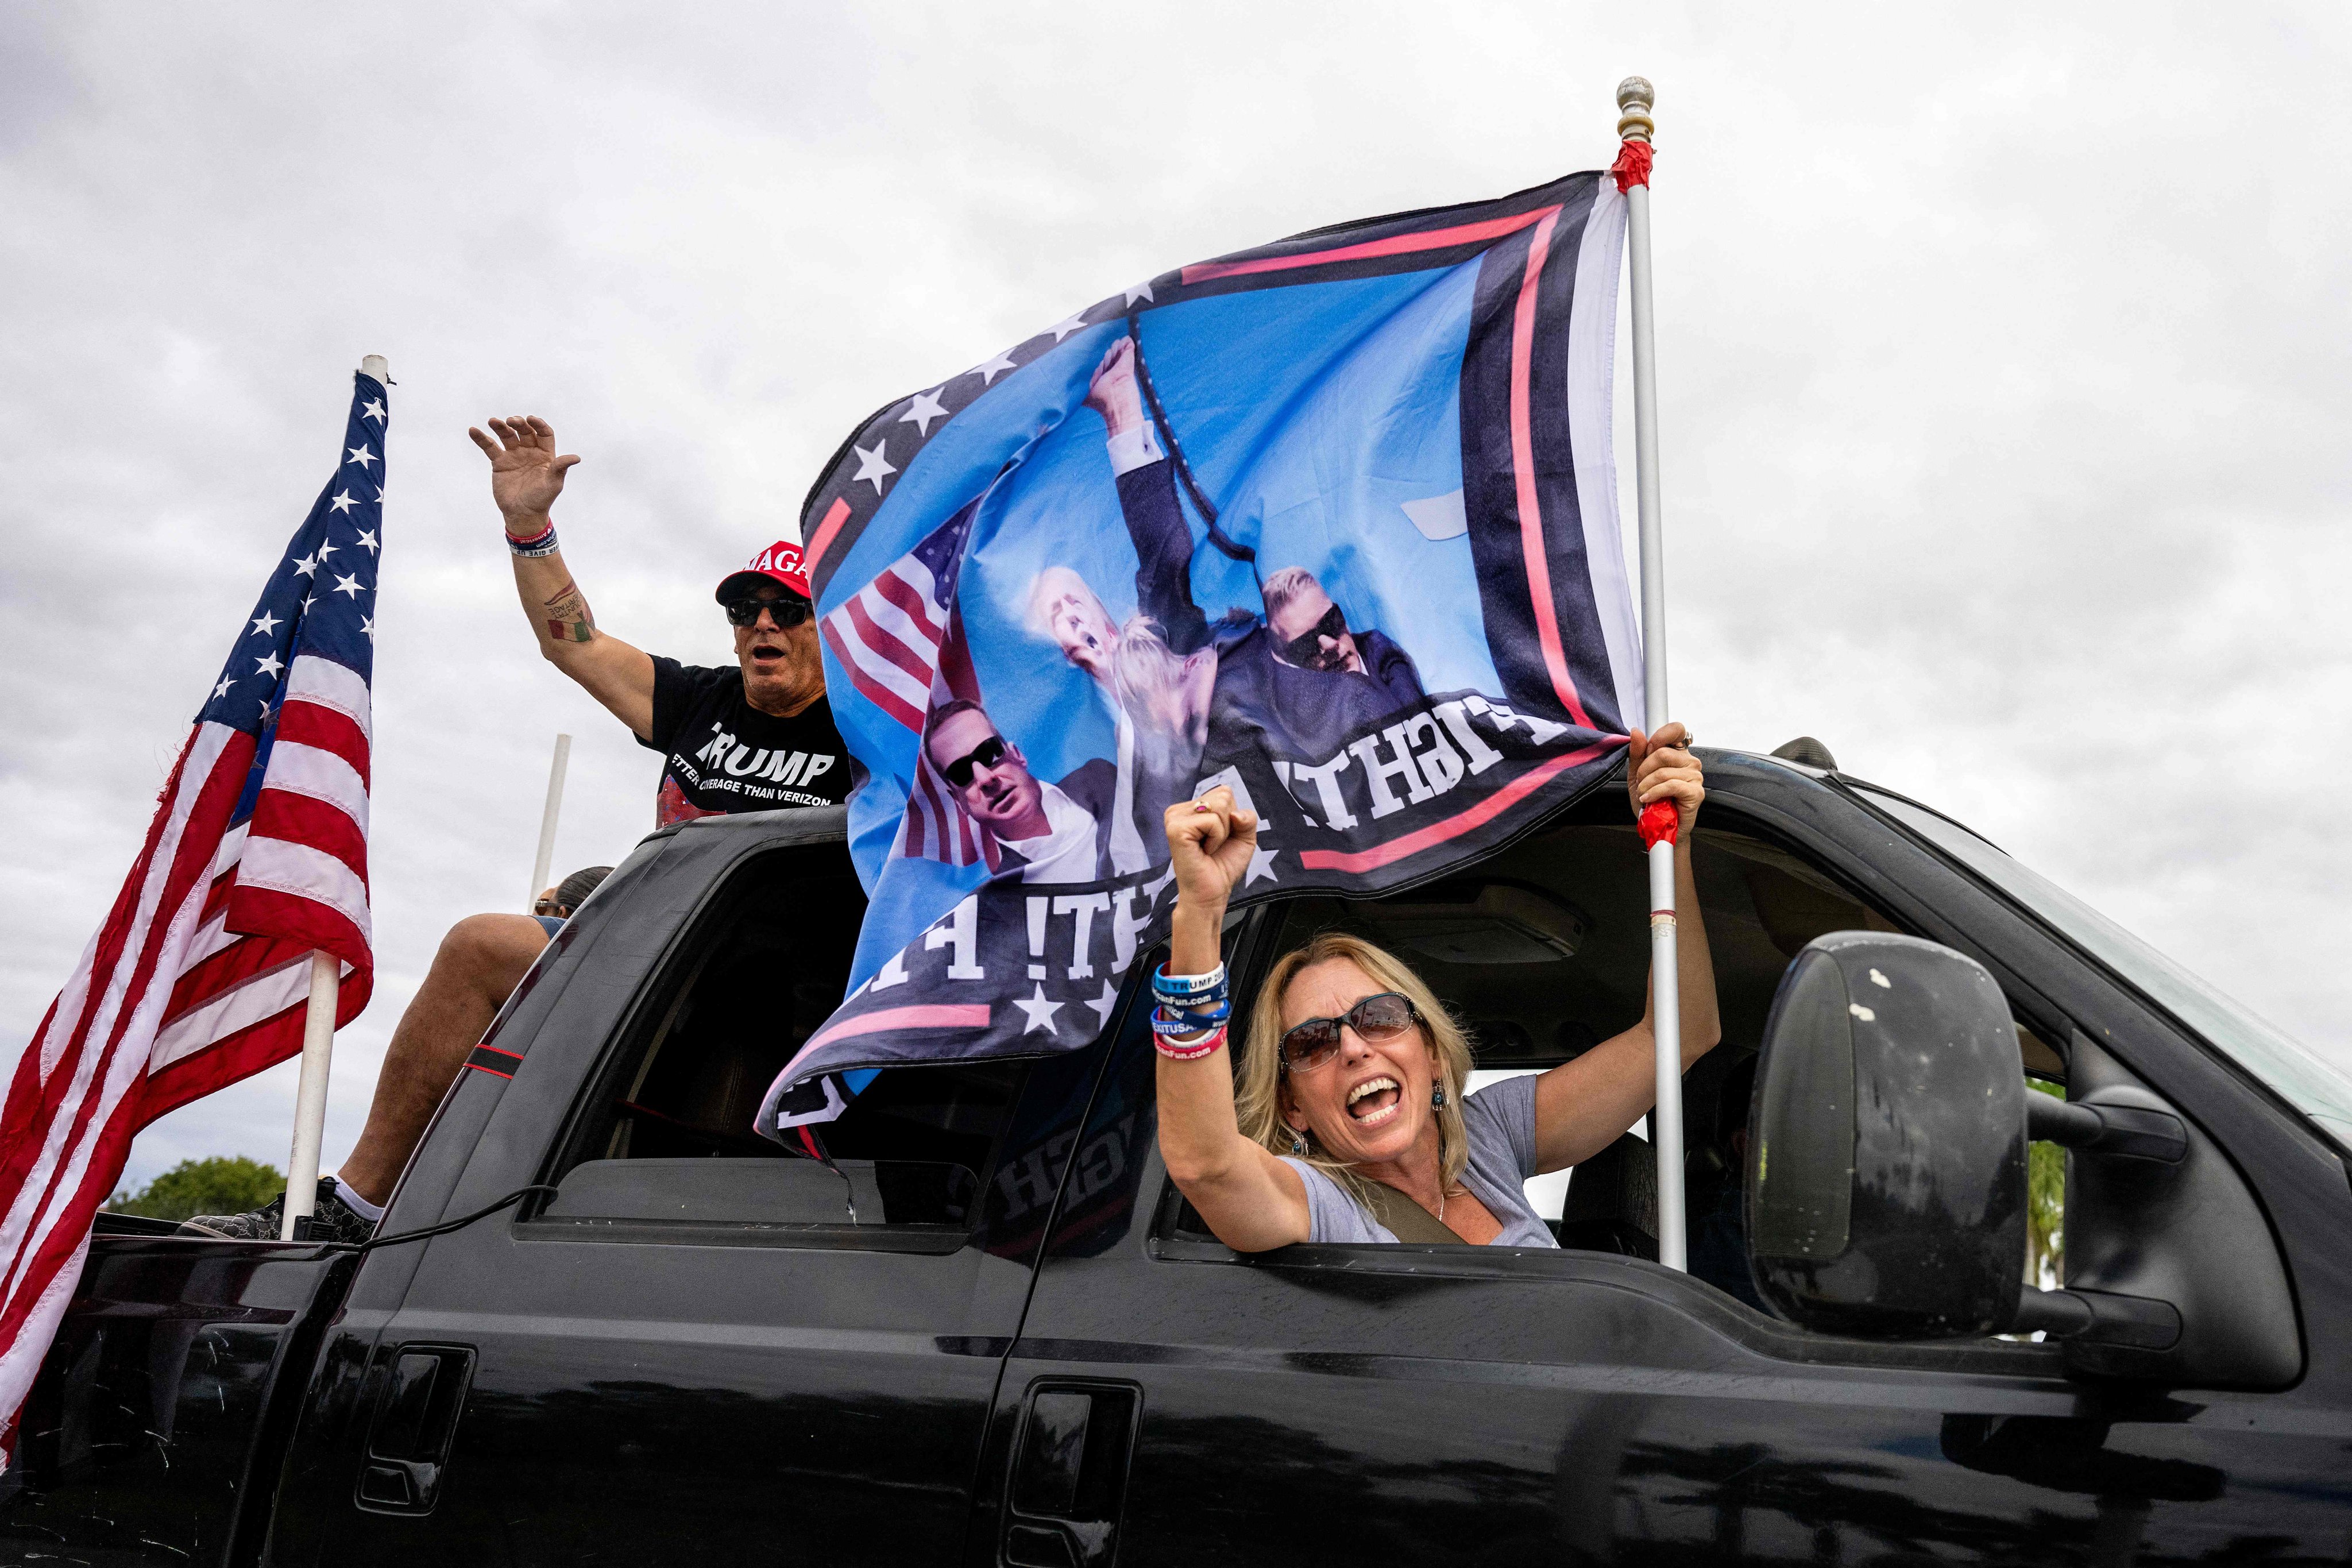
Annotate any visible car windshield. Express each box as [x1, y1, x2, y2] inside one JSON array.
[[1855, 785, 2352, 1149]]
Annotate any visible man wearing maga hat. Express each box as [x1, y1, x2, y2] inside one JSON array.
[[469, 414, 852, 827], [186, 414, 851, 1242]]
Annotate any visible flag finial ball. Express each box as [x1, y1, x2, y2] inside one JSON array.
[[1615, 76, 1655, 143]]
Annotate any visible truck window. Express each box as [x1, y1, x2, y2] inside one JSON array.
[[539, 847, 1028, 1241], [1161, 818, 2058, 1314]]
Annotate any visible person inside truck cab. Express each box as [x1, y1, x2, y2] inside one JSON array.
[[468, 414, 853, 829], [181, 416, 855, 1242], [1153, 722, 1716, 1248]]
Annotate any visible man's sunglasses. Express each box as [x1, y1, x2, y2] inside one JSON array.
[[1277, 602, 1347, 668], [937, 734, 1010, 789], [1279, 991, 1419, 1073], [723, 594, 813, 629]]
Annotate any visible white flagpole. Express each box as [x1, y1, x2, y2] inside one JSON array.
[[278, 350, 389, 1241], [1616, 77, 1688, 1272], [528, 732, 573, 911], [279, 951, 341, 1239]]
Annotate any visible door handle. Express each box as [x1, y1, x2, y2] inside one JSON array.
[[354, 1343, 475, 1515], [1002, 1380, 1140, 1568]]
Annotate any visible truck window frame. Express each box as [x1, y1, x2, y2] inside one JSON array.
[[519, 840, 1047, 1256], [1135, 794, 2077, 1381]]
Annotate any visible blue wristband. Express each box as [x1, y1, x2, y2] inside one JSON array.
[[1151, 1001, 1232, 1037], [1153, 963, 1227, 1006]]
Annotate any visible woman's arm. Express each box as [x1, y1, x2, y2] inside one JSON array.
[[1532, 723, 1723, 1174], [1157, 790, 1314, 1252]]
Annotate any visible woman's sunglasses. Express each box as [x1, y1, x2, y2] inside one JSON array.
[[1279, 991, 1419, 1073], [723, 594, 814, 629]]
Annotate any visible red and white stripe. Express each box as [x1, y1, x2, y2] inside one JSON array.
[[820, 538, 1002, 872], [819, 551, 948, 733], [0, 656, 373, 1464]]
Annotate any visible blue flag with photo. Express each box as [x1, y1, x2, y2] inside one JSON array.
[[760, 170, 1642, 1137]]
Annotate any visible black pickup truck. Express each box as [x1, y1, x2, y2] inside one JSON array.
[[7, 747, 2350, 1567]]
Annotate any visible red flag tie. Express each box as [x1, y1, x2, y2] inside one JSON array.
[[1611, 140, 1654, 194]]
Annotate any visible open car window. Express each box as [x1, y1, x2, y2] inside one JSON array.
[[1158, 809, 2059, 1312], [539, 846, 1029, 1244]]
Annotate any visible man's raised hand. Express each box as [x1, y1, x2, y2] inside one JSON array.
[[468, 415, 581, 532], [1083, 338, 1144, 438]]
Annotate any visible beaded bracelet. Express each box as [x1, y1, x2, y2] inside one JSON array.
[[1154, 1025, 1227, 1062], [506, 523, 561, 558]]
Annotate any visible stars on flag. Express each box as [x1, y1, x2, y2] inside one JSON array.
[[970, 348, 1018, 385], [1246, 845, 1280, 886], [852, 440, 897, 493], [1085, 980, 1120, 1028], [198, 375, 386, 745], [898, 387, 948, 437], [1013, 983, 1063, 1036], [1047, 312, 1090, 341], [1123, 280, 1155, 306]]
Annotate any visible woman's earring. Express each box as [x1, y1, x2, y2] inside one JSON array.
[[1431, 1083, 1448, 1109], [1289, 1127, 1310, 1155]]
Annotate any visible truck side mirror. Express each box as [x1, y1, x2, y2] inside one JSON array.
[[1748, 932, 2189, 1352], [1746, 932, 2027, 1338]]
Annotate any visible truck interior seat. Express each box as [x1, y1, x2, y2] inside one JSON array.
[[1555, 1130, 1658, 1257]]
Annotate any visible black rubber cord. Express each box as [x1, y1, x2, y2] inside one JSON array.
[[310, 1184, 559, 1258]]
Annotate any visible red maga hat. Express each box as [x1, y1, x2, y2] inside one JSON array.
[[715, 540, 811, 604]]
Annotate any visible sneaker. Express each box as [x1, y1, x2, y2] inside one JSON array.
[[180, 1177, 378, 1245]]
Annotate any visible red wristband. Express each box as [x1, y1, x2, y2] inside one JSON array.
[[1155, 1025, 1227, 1061]]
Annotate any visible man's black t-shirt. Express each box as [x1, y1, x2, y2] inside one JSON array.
[[641, 656, 853, 827]]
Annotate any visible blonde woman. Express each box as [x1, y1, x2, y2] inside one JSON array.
[[1154, 723, 1719, 1250]]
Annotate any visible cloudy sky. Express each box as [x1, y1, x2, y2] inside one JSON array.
[[6, 3, 2347, 1193]]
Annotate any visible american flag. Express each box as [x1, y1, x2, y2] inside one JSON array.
[[0, 369, 386, 1463], [816, 501, 1000, 870]]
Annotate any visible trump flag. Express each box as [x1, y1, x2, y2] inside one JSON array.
[[761, 171, 1638, 1136]]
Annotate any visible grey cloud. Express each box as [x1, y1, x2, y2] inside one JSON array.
[[5, 2, 2346, 1189]]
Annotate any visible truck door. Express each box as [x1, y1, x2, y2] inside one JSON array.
[[296, 828, 1115, 1567], [977, 755, 2352, 1566]]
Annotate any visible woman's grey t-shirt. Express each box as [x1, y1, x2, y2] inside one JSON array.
[[1277, 1072, 1559, 1247]]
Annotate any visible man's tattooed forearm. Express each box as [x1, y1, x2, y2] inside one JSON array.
[[542, 580, 596, 644]]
